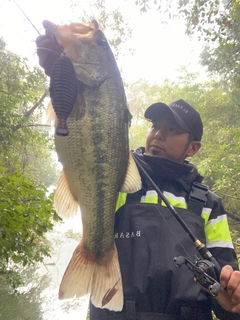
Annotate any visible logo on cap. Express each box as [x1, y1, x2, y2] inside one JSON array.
[[170, 103, 189, 114]]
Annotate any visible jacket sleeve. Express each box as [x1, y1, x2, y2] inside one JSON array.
[[203, 190, 238, 270], [210, 298, 240, 320], [202, 191, 239, 319]]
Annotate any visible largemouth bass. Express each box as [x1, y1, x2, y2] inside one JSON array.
[[47, 20, 141, 311]]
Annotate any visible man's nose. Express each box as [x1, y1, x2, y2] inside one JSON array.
[[154, 128, 165, 140]]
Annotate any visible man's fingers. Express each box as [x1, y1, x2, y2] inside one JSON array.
[[36, 35, 47, 46], [35, 21, 63, 76], [42, 20, 56, 30], [220, 265, 234, 288], [227, 271, 240, 301], [219, 266, 240, 312], [41, 20, 58, 40]]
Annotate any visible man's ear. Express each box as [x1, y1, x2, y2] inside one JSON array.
[[187, 141, 201, 157]]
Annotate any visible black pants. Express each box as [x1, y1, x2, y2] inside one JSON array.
[[90, 301, 213, 320], [91, 313, 180, 320]]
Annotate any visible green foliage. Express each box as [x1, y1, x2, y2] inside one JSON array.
[[0, 264, 50, 320], [131, 0, 240, 94], [64, 229, 82, 242], [0, 45, 60, 289], [68, 0, 133, 60], [0, 167, 57, 285], [191, 1, 240, 95], [134, 0, 240, 43], [178, 0, 240, 44], [134, 1, 240, 88], [0, 48, 59, 187], [127, 79, 161, 148]]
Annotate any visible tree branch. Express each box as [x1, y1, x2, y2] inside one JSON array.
[[216, 191, 240, 201], [226, 210, 240, 222], [225, 0, 232, 10], [24, 88, 49, 119], [0, 270, 14, 275], [13, 123, 51, 132], [18, 124, 51, 128]]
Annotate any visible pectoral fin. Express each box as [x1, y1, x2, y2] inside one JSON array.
[[120, 151, 141, 193], [54, 170, 79, 219]]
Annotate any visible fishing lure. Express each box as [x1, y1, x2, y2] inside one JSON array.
[[49, 55, 78, 136]]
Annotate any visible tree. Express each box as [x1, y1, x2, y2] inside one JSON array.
[[133, 0, 239, 40], [0, 167, 58, 287], [0, 44, 60, 288], [0, 264, 50, 320], [68, 0, 133, 60], [133, 1, 240, 86], [0, 43, 59, 187]]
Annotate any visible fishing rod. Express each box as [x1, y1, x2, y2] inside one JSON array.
[[133, 154, 221, 296], [12, 0, 40, 35]]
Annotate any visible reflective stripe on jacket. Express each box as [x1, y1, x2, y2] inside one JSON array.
[[116, 189, 235, 253]]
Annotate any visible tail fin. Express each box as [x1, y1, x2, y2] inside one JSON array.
[[59, 242, 123, 311]]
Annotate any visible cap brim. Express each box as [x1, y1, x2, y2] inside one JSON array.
[[144, 102, 191, 132]]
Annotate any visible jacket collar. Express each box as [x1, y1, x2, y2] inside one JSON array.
[[133, 147, 203, 192]]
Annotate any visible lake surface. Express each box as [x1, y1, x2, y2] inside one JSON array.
[[0, 214, 90, 320], [40, 214, 89, 320]]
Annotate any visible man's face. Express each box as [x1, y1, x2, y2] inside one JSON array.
[[145, 113, 199, 163]]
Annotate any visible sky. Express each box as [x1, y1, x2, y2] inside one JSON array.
[[0, 0, 205, 85]]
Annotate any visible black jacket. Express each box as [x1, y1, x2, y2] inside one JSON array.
[[90, 148, 239, 320]]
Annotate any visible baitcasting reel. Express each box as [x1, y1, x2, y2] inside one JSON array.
[[174, 256, 221, 297]]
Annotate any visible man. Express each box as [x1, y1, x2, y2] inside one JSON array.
[[36, 21, 240, 319]]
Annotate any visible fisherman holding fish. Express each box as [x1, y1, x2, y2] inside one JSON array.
[[36, 20, 240, 320]]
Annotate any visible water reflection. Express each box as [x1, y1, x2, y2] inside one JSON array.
[[40, 214, 89, 319], [40, 238, 89, 320], [0, 214, 89, 320]]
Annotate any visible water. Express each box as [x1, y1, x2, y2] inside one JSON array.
[[40, 238, 89, 320], [0, 214, 89, 320], [40, 214, 89, 320]]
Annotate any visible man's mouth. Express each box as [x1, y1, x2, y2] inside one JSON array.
[[150, 144, 164, 151]]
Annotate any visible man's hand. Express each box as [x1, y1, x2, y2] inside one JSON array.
[[36, 20, 63, 76], [215, 265, 240, 313]]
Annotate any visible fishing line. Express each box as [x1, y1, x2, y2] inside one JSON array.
[[12, 0, 40, 35]]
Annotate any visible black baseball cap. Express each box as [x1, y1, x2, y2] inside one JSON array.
[[144, 99, 203, 141]]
